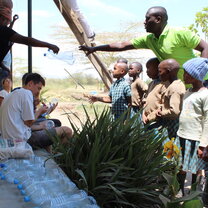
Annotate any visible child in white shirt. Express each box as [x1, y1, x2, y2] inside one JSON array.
[[176, 57, 208, 197]]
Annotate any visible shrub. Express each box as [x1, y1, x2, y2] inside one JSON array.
[[53, 107, 173, 208]]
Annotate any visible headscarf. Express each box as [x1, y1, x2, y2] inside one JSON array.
[[0, 0, 13, 22]]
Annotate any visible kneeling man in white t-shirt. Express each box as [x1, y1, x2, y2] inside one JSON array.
[[0, 73, 73, 152]]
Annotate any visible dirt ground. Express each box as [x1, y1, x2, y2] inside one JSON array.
[[49, 102, 80, 127], [49, 100, 107, 129]]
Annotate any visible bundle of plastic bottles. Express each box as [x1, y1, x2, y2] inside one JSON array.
[[0, 157, 99, 208]]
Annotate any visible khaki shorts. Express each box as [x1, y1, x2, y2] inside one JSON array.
[[27, 128, 56, 149]]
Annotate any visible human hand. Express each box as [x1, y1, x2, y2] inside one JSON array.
[[48, 44, 59, 54], [89, 96, 98, 103], [38, 104, 48, 115], [142, 113, 148, 124], [40, 121, 48, 130], [48, 102, 58, 114], [198, 146, 204, 158], [79, 45, 95, 56], [37, 120, 49, 130], [83, 93, 98, 103], [202, 146, 208, 162], [156, 108, 162, 117]]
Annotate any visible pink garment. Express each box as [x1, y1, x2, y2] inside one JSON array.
[[0, 0, 13, 21]]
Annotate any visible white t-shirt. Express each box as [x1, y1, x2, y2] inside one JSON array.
[[0, 88, 34, 141], [177, 88, 208, 147], [0, 89, 9, 99]]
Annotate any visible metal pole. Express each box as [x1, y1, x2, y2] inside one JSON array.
[[28, 0, 32, 73]]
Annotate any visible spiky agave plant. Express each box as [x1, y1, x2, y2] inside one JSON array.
[[53, 107, 173, 208]]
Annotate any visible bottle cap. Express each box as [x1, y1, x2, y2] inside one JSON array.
[[21, 189, 26, 195], [24, 196, 31, 202], [14, 179, 19, 184], [0, 164, 6, 168], [17, 184, 23, 189]]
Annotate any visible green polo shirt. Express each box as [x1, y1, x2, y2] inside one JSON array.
[[131, 25, 201, 81]]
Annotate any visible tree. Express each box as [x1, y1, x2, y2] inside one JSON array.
[[188, 7, 208, 41], [51, 21, 145, 69], [12, 57, 39, 87]]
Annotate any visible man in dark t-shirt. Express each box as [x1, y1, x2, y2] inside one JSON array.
[[0, 26, 16, 63], [0, 0, 59, 88]]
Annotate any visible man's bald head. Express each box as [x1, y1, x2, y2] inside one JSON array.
[[147, 6, 168, 23]]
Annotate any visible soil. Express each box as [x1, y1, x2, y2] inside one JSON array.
[[49, 102, 80, 127]]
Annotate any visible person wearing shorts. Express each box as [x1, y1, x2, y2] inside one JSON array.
[[28, 128, 56, 150], [0, 73, 73, 152]]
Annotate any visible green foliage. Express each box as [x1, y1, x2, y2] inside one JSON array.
[[53, 107, 174, 208], [159, 155, 203, 208], [160, 173, 202, 208], [188, 7, 208, 41], [180, 199, 203, 208], [161, 193, 203, 208]]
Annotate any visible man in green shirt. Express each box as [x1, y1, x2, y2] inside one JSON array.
[[79, 6, 208, 82]]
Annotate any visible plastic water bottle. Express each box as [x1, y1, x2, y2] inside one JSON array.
[[50, 98, 58, 106], [24, 189, 48, 204], [44, 49, 75, 65], [0, 163, 6, 168], [45, 120, 55, 129], [90, 91, 97, 96], [41, 191, 87, 208], [41, 98, 58, 117], [0, 156, 99, 207]]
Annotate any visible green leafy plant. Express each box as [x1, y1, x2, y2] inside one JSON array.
[[159, 139, 203, 208], [53, 107, 174, 208]]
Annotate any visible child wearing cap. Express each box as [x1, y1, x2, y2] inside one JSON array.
[[176, 57, 208, 198]]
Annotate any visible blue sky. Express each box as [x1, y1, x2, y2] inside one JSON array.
[[11, 0, 208, 79], [12, 0, 208, 35]]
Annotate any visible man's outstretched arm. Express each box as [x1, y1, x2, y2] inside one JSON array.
[[10, 33, 59, 54], [79, 41, 134, 55]]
